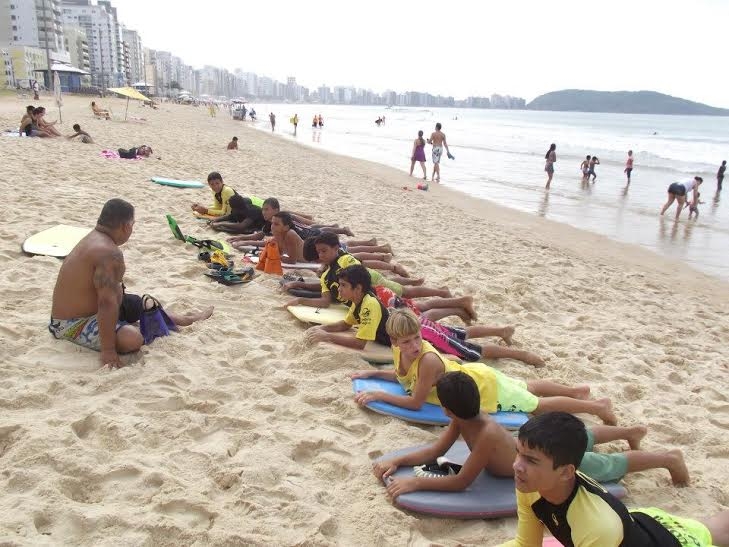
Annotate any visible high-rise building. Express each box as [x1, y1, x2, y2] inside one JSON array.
[[0, 0, 67, 54], [63, 24, 89, 73], [62, 0, 120, 88], [121, 27, 142, 84]]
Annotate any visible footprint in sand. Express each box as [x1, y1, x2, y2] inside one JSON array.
[[271, 380, 298, 396], [71, 414, 130, 451], [154, 500, 216, 530], [0, 424, 24, 458]]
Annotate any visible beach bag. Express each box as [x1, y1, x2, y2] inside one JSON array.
[[119, 291, 144, 323], [139, 294, 178, 345]]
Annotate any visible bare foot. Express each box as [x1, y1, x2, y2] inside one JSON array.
[[412, 277, 425, 286], [666, 449, 690, 486], [626, 425, 648, 450], [172, 306, 215, 326], [362, 238, 377, 246], [441, 286, 453, 298], [393, 263, 410, 277], [343, 226, 355, 237], [382, 243, 393, 256], [463, 296, 478, 322], [381, 254, 392, 263], [520, 350, 545, 368], [501, 326, 515, 346], [597, 399, 617, 426], [572, 384, 591, 400]]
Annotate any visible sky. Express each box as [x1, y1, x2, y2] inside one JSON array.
[[112, 0, 729, 108]]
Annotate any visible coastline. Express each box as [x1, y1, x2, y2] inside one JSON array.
[[0, 96, 727, 545]]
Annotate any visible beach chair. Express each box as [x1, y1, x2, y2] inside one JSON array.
[[91, 104, 111, 120]]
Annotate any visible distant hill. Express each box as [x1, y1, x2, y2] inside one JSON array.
[[527, 90, 729, 116]]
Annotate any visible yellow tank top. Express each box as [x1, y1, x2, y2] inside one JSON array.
[[394, 341, 499, 412]]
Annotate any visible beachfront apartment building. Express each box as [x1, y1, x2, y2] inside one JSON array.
[[121, 26, 142, 84], [0, 43, 45, 88], [61, 0, 121, 87], [63, 24, 88, 72], [0, 0, 67, 54]]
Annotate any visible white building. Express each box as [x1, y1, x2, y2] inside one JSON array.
[[63, 24, 89, 73], [121, 27, 142, 84], [0, 0, 67, 54], [62, 0, 119, 88]]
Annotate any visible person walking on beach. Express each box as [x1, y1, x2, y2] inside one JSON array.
[[409, 130, 427, 180], [292, 113, 299, 136], [427, 123, 452, 182], [660, 176, 703, 220], [269, 112, 276, 132], [625, 150, 634, 184], [718, 160, 726, 191], [588, 155, 600, 182], [580, 155, 591, 182], [544, 143, 556, 189]]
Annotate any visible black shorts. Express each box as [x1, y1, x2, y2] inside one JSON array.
[[626, 168, 633, 176], [668, 183, 686, 197]]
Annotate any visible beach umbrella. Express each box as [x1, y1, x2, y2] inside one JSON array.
[[53, 71, 62, 123], [106, 86, 152, 120]]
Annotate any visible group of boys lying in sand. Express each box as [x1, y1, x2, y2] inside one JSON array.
[[48, 172, 727, 547]]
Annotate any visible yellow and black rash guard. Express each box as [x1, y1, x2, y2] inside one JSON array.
[[208, 185, 237, 216], [320, 251, 360, 303], [344, 293, 391, 346], [501, 472, 680, 547]]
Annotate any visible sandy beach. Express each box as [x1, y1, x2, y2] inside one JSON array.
[[1, 94, 728, 546]]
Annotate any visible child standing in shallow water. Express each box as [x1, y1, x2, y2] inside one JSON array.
[[409, 130, 427, 180], [544, 144, 556, 189], [625, 150, 634, 184]]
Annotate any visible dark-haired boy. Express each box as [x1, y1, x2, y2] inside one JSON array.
[[304, 263, 390, 350], [285, 234, 450, 309], [67, 123, 93, 143], [373, 372, 689, 502], [191, 172, 237, 217], [499, 412, 726, 546]]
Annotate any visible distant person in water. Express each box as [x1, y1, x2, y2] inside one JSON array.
[[427, 123, 452, 182], [269, 112, 276, 132], [580, 155, 591, 182], [409, 130, 427, 180], [318, 114, 324, 128], [544, 143, 556, 189], [625, 150, 634, 184], [661, 176, 703, 220], [718, 160, 726, 191], [588, 156, 600, 182], [67, 124, 93, 143], [227, 136, 238, 150]]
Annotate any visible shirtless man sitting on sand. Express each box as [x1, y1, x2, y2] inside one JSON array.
[[49, 199, 213, 369]]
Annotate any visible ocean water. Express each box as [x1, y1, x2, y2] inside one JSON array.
[[249, 105, 729, 280]]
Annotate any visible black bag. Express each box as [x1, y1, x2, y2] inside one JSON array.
[[119, 292, 144, 323]]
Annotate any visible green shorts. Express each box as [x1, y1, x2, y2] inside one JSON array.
[[578, 429, 629, 483], [493, 370, 538, 413], [369, 270, 403, 296], [632, 508, 712, 546]]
